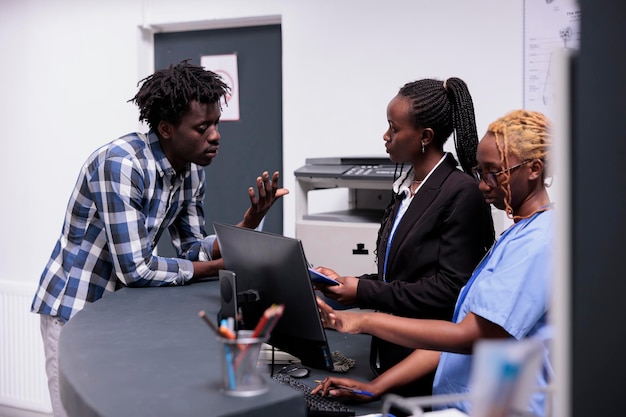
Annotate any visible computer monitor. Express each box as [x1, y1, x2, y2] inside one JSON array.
[[212, 222, 334, 371]]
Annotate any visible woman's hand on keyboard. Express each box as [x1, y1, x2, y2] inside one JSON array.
[[311, 376, 377, 402]]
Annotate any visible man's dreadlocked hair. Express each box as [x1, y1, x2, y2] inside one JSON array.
[[375, 77, 480, 258], [128, 59, 230, 131], [488, 109, 551, 219]]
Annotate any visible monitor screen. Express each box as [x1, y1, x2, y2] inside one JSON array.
[[212, 222, 334, 371]]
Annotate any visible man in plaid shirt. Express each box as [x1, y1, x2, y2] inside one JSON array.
[[31, 60, 288, 417]]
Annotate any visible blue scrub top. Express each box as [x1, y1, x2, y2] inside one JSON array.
[[432, 209, 554, 417]]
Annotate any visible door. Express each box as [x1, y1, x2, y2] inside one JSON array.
[[154, 24, 283, 257]]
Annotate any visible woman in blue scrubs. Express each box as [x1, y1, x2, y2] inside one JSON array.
[[313, 109, 554, 417]]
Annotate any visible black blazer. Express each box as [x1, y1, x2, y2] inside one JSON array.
[[357, 153, 494, 396]]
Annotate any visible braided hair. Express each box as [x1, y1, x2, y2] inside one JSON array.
[[488, 110, 552, 219], [128, 59, 230, 131], [375, 77, 480, 259], [398, 77, 479, 175]]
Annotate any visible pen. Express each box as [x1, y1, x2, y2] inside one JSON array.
[[314, 380, 375, 397], [335, 385, 375, 397], [198, 310, 238, 340], [223, 345, 236, 390], [219, 319, 237, 340], [198, 310, 220, 335], [233, 304, 284, 370]]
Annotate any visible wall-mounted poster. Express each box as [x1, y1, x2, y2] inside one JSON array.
[[201, 54, 240, 121], [524, 0, 581, 121]]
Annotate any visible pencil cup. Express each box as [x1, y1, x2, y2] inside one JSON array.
[[217, 330, 269, 397]]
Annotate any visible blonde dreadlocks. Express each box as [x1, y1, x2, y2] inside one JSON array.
[[488, 110, 551, 219]]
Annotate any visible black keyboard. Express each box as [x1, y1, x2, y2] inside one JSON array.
[[272, 372, 355, 417]]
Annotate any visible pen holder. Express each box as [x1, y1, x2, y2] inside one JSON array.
[[217, 330, 269, 397]]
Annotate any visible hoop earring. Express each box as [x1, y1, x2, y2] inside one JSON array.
[[421, 142, 425, 154]]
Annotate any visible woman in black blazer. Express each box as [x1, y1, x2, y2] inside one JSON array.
[[315, 77, 495, 398]]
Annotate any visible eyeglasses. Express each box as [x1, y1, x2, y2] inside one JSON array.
[[472, 160, 532, 188]]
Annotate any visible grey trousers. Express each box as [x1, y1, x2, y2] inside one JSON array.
[[39, 315, 69, 417]]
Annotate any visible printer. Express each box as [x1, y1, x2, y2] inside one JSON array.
[[294, 157, 397, 275]]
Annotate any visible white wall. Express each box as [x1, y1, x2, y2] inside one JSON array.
[[0, 0, 522, 289]]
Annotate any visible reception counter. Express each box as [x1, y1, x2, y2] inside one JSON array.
[[58, 279, 381, 417]]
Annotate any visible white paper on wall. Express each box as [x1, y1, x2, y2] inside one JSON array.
[[201, 54, 240, 121], [523, 0, 581, 121]]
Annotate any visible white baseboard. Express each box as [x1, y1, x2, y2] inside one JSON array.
[[0, 404, 51, 417]]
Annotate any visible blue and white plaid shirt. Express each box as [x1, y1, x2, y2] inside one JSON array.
[[31, 131, 215, 322]]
